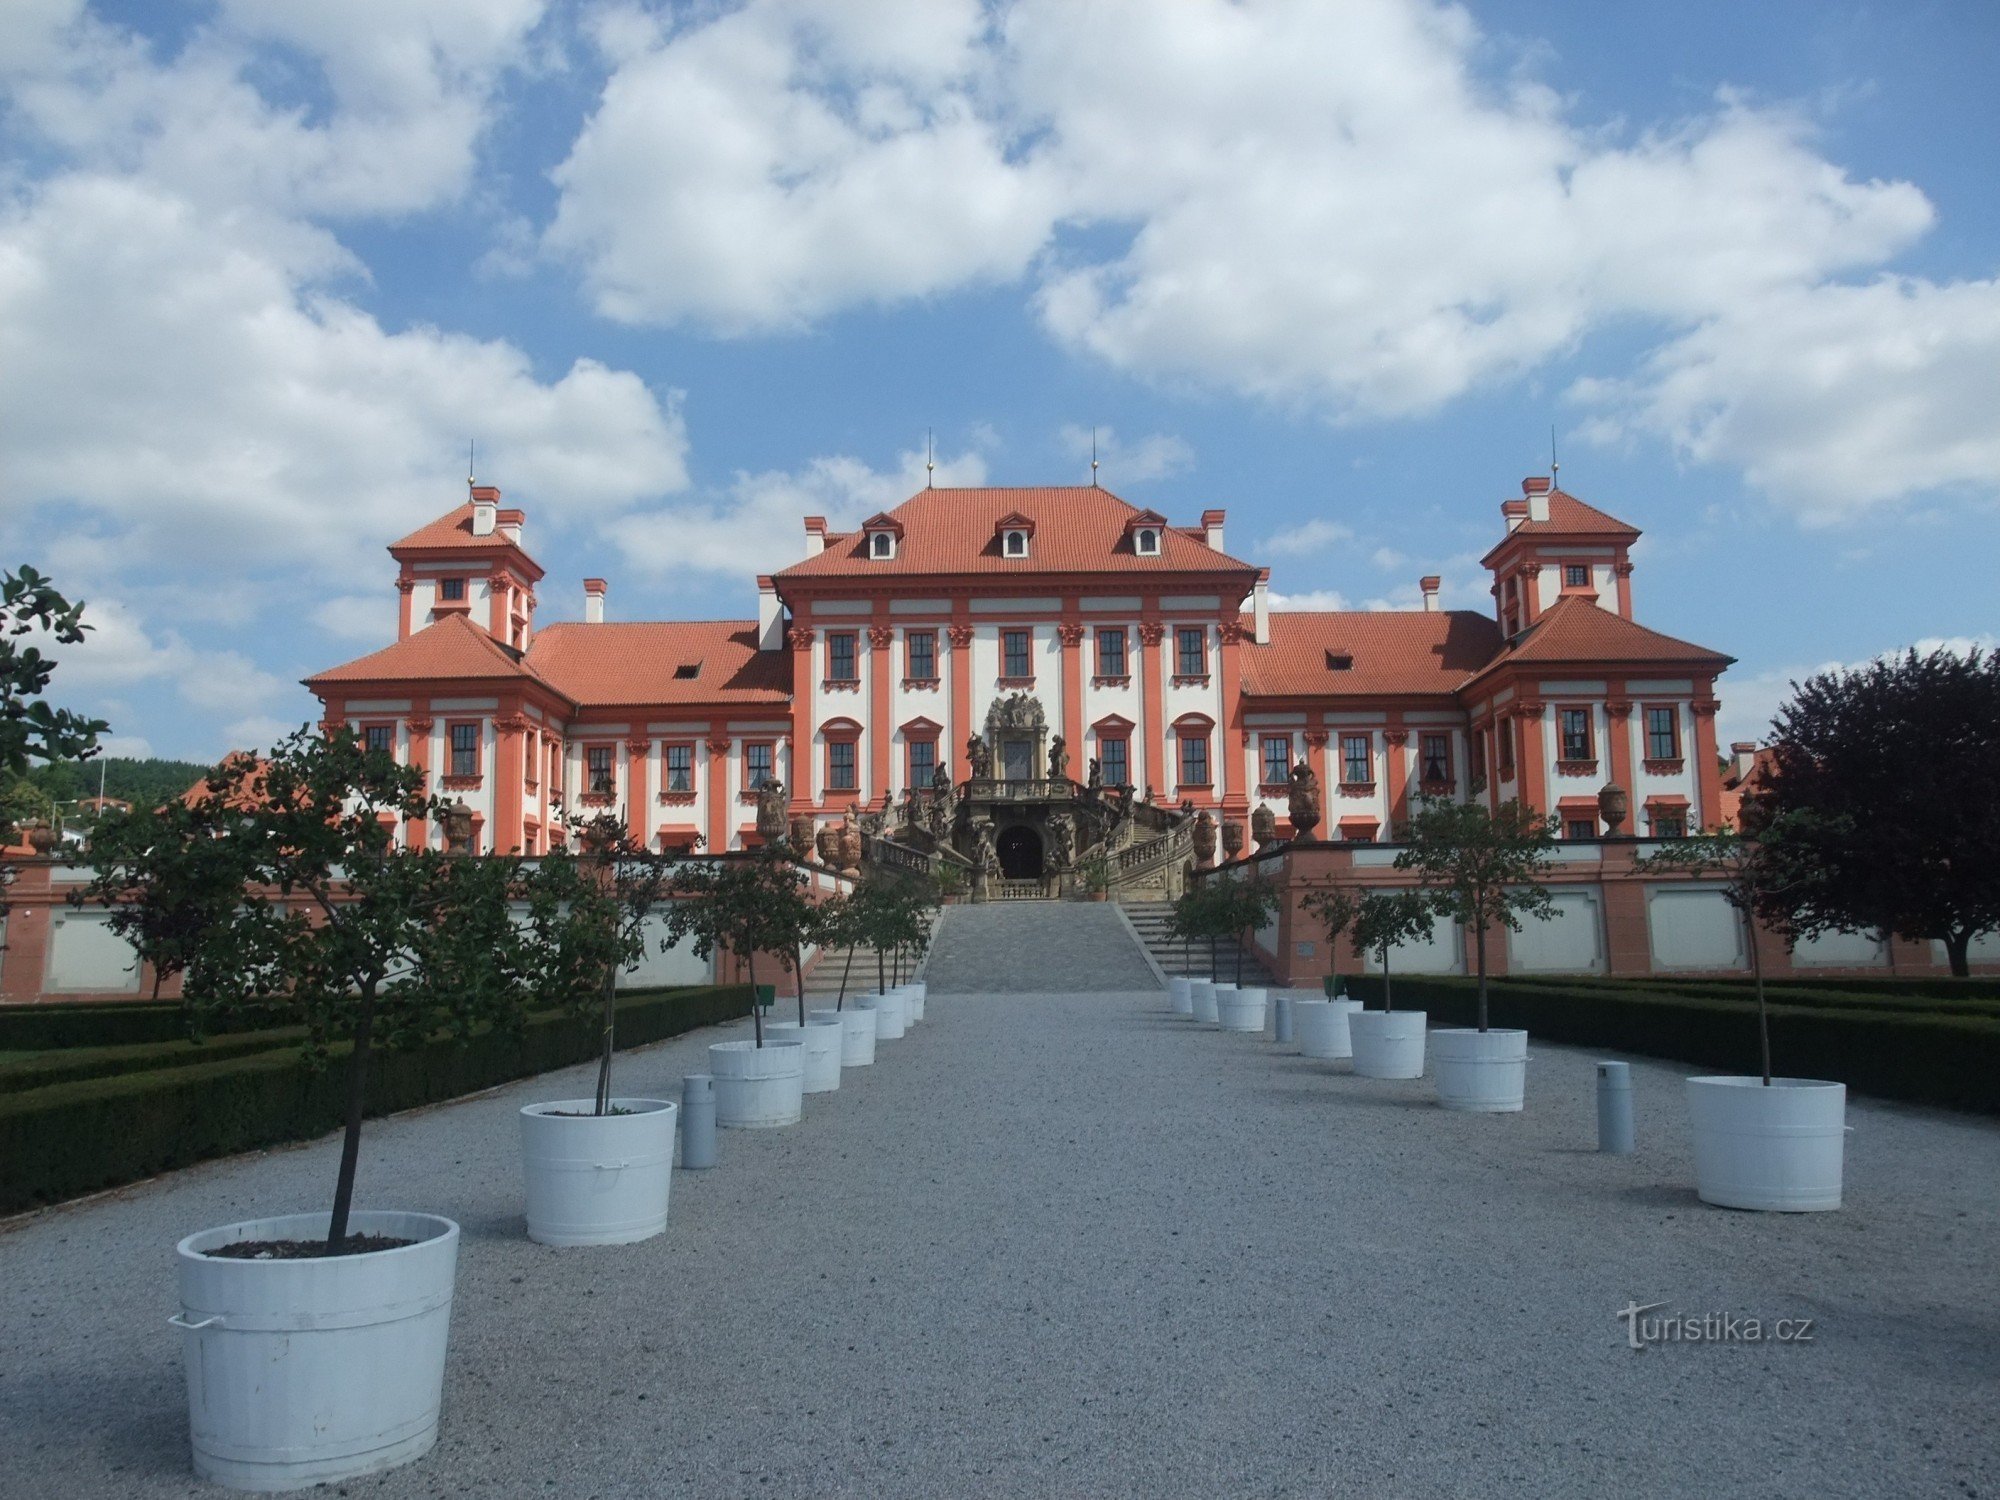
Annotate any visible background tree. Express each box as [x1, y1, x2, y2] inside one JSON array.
[[1394, 797, 1557, 1032], [178, 728, 532, 1250], [1222, 873, 1281, 985], [2, 566, 109, 780], [667, 849, 817, 1046], [1301, 883, 1362, 996], [1351, 890, 1437, 1012], [1761, 646, 2000, 976], [76, 799, 252, 999], [1169, 880, 1228, 978]]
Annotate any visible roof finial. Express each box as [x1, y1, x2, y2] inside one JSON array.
[[1549, 424, 1559, 491], [467, 438, 476, 487], [1090, 425, 1100, 487], [925, 428, 934, 488]]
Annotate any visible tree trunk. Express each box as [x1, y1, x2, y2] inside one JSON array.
[[1475, 919, 1489, 1034], [1382, 946, 1394, 1013], [1235, 927, 1245, 985], [794, 945, 808, 1027], [876, 944, 886, 996], [1208, 933, 1217, 979], [327, 981, 378, 1252], [1748, 908, 1771, 1086], [594, 959, 617, 1115], [1945, 929, 1972, 978], [838, 943, 854, 1010], [748, 949, 763, 1048]]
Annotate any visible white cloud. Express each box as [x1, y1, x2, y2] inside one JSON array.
[[311, 595, 392, 643], [1269, 588, 1353, 612], [1261, 519, 1354, 556], [603, 440, 989, 580], [1055, 424, 1194, 485], [93, 733, 155, 760], [1717, 633, 2000, 749]]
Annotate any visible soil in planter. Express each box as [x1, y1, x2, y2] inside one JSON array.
[[204, 1234, 416, 1260], [542, 1106, 640, 1116]]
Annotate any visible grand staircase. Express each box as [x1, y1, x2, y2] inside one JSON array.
[[801, 942, 920, 1002], [1121, 900, 1279, 989]]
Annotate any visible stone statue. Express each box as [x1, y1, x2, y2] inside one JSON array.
[[966, 734, 993, 780], [931, 761, 951, 794], [1047, 734, 1069, 782], [1086, 756, 1102, 793], [976, 819, 1000, 875], [1287, 757, 1323, 842], [859, 806, 887, 840], [900, 786, 921, 831], [1142, 783, 1156, 805], [1047, 812, 1075, 874]]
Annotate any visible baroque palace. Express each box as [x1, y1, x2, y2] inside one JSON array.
[[304, 475, 1732, 887]]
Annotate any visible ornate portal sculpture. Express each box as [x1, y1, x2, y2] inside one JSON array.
[[966, 734, 993, 780], [1287, 757, 1323, 842], [1047, 812, 1075, 874], [1047, 734, 1069, 783], [1086, 757, 1103, 793]]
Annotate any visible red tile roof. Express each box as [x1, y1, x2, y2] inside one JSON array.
[[526, 621, 790, 707], [390, 503, 523, 554], [773, 486, 1256, 581], [1461, 596, 1731, 691], [1243, 610, 1504, 698], [305, 613, 541, 689], [1481, 489, 1640, 564]]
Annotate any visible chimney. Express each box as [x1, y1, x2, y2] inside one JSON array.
[[804, 516, 828, 558], [1501, 498, 1528, 532], [1419, 575, 1441, 612], [496, 507, 524, 545], [1200, 508, 1226, 553], [1522, 476, 1551, 524], [583, 578, 607, 625], [1252, 568, 1270, 644], [757, 576, 783, 652], [1731, 741, 1757, 781], [470, 483, 500, 537]]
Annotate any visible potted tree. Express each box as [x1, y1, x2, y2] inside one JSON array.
[[806, 889, 878, 1069], [763, 860, 846, 1094], [1171, 882, 1227, 1023], [514, 815, 682, 1247], [1394, 797, 1556, 1112], [1214, 874, 1277, 1032], [1347, 890, 1436, 1079], [1161, 884, 1204, 1015], [1639, 822, 1845, 1211], [143, 728, 529, 1490], [667, 849, 808, 1127], [1295, 884, 1365, 1060], [1076, 850, 1114, 902]]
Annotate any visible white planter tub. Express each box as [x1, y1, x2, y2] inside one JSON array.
[[519, 1099, 676, 1247], [173, 1210, 458, 1492], [709, 1038, 805, 1127], [870, 989, 909, 1041], [1189, 980, 1218, 1025], [831, 1004, 878, 1067], [1216, 986, 1268, 1033], [1687, 1077, 1847, 1212], [1168, 977, 1194, 1015], [1348, 1010, 1428, 1079], [900, 982, 927, 1023], [1430, 1029, 1529, 1112], [1295, 997, 1363, 1060], [767, 1020, 844, 1093]]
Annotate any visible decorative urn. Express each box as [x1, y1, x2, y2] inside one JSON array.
[[442, 800, 475, 856], [1251, 803, 1277, 849], [791, 814, 816, 854], [1222, 820, 1246, 861], [1597, 782, 1630, 837], [1192, 810, 1218, 866], [837, 817, 863, 875], [815, 825, 840, 867]]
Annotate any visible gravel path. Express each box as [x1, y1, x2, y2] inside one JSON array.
[[3, 965, 1997, 1497], [925, 902, 1162, 993]]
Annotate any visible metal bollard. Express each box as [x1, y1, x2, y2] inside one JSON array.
[[680, 1073, 717, 1170], [1273, 994, 1294, 1046], [1596, 1061, 1635, 1154]]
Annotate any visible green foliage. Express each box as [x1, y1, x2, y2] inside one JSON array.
[[1, 565, 109, 779], [1761, 646, 2000, 976], [1339, 974, 2000, 1116], [1395, 796, 1557, 1028], [4, 756, 213, 813], [1076, 851, 1114, 893], [1350, 890, 1436, 1012], [666, 848, 820, 1043], [1300, 884, 1362, 982], [0, 985, 751, 1213], [75, 798, 256, 999]]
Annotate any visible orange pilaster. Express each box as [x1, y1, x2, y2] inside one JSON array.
[[706, 733, 732, 853], [495, 712, 527, 854], [949, 617, 973, 780], [396, 576, 414, 640], [1691, 695, 1724, 832], [1140, 618, 1166, 796], [1516, 702, 1549, 816], [868, 621, 893, 808], [1384, 728, 1410, 830], [1058, 614, 1084, 774], [1604, 699, 1634, 821], [1219, 622, 1246, 814], [404, 713, 433, 849], [625, 737, 650, 845], [787, 625, 815, 812]]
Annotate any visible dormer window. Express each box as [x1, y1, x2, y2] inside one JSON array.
[[858, 511, 904, 561], [1135, 528, 1160, 556], [1325, 651, 1353, 671], [673, 663, 699, 680], [870, 531, 896, 560], [1004, 530, 1029, 558], [439, 577, 465, 601]]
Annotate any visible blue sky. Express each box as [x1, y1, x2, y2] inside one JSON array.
[[4, 0, 1996, 763]]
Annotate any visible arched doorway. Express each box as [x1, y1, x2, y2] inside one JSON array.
[[996, 825, 1043, 879]]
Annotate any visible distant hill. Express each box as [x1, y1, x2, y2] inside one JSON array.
[[3, 756, 216, 814]]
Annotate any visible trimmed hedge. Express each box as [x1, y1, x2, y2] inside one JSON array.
[[1342, 975, 2000, 1115], [0, 998, 292, 1051], [1572, 974, 2000, 1001], [0, 984, 750, 1214], [1500, 975, 2000, 1020], [0, 1027, 310, 1092]]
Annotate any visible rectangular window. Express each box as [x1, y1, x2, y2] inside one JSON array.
[[908, 738, 936, 786], [906, 630, 936, 680], [586, 744, 613, 794], [1470, 729, 1487, 783], [1096, 627, 1127, 677], [439, 577, 465, 601], [363, 724, 394, 757], [1420, 733, 1452, 785], [828, 632, 857, 681], [1498, 720, 1515, 776], [665, 743, 693, 792], [1261, 736, 1290, 787], [1003, 629, 1031, 679], [1564, 817, 1597, 841], [449, 723, 480, 778], [1179, 733, 1210, 786], [1176, 626, 1206, 677], [1646, 707, 1679, 761], [1342, 825, 1376, 844], [1560, 708, 1593, 762], [827, 740, 856, 791], [1341, 734, 1372, 785], [1650, 810, 1687, 839], [1100, 737, 1128, 788], [1564, 564, 1590, 588], [745, 742, 774, 789]]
